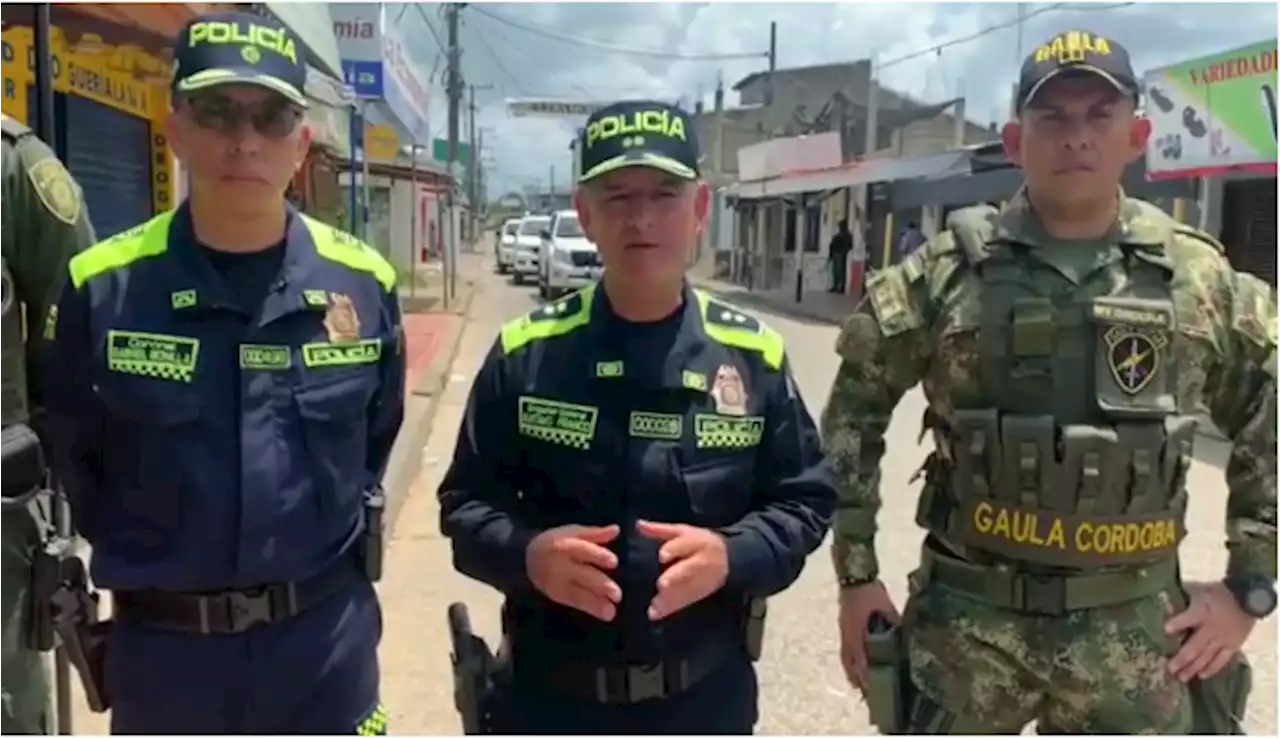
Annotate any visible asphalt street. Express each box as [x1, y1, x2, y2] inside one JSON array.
[[374, 261, 1276, 735]]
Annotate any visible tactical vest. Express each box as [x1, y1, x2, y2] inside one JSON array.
[[918, 203, 1195, 571], [0, 251, 27, 424], [2, 117, 32, 428]]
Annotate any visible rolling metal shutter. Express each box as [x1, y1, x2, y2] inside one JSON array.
[[64, 95, 153, 239], [1223, 179, 1278, 287]]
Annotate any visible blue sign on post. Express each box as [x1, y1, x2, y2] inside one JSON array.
[[342, 60, 385, 100]]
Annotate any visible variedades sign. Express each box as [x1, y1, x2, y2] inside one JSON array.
[[1145, 38, 1278, 180]]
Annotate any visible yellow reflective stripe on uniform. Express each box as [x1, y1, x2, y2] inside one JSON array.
[[694, 290, 785, 370], [500, 286, 595, 355], [355, 704, 387, 736], [301, 214, 396, 293], [68, 211, 174, 289]]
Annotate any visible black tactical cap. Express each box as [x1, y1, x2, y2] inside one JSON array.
[[171, 12, 308, 108], [1016, 30, 1138, 111], [578, 100, 700, 183]]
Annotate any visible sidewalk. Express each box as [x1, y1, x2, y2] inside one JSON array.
[[691, 276, 857, 326]]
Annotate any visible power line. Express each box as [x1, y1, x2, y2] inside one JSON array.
[[469, 18, 538, 96], [470, 6, 768, 61], [878, 2, 1135, 71]]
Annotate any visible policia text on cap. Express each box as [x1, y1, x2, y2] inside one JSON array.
[[439, 100, 839, 734], [37, 13, 403, 734]]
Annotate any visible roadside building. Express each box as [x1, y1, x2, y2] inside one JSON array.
[[2, 13, 186, 238], [1144, 37, 1278, 285]]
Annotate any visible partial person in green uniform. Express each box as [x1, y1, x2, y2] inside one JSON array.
[[825, 32, 1276, 734], [1, 113, 95, 735]]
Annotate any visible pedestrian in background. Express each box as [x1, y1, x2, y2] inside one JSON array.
[[40, 12, 402, 733], [827, 218, 853, 294]]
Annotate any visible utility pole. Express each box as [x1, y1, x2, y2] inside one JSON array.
[[476, 128, 486, 224], [765, 21, 777, 108], [466, 83, 495, 246], [444, 2, 465, 306], [467, 84, 477, 250]]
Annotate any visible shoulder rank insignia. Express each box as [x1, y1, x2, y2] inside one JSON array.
[[711, 364, 748, 416], [28, 158, 82, 225], [705, 301, 762, 334], [530, 292, 583, 322], [324, 293, 361, 343]]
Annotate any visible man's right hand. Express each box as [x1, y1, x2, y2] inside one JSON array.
[[837, 580, 900, 693], [526, 524, 622, 621]]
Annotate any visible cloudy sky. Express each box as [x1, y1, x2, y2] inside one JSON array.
[[385, 1, 1277, 199]]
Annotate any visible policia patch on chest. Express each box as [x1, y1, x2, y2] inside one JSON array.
[[952, 498, 1184, 567]]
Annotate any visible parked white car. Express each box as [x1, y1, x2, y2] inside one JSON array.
[[511, 215, 550, 285], [538, 210, 602, 300], [495, 218, 521, 274]]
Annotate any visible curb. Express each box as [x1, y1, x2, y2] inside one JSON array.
[[381, 284, 478, 537]]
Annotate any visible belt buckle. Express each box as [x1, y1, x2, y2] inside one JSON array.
[[221, 589, 273, 633], [1017, 574, 1066, 616], [625, 663, 666, 703]]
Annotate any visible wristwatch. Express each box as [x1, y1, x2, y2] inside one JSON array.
[[1223, 573, 1278, 619]]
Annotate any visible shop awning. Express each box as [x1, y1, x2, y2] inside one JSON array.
[[735, 148, 976, 200]]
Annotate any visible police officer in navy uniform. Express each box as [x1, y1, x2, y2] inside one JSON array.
[[439, 100, 838, 734], [40, 12, 401, 734]]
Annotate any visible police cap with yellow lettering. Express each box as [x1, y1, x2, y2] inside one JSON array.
[[1016, 30, 1138, 111], [578, 100, 699, 183], [172, 12, 308, 108]]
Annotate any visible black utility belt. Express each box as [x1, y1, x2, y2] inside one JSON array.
[[114, 561, 360, 635], [509, 632, 742, 706]]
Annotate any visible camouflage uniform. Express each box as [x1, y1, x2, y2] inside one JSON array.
[[825, 190, 1276, 733], [1, 114, 95, 734]]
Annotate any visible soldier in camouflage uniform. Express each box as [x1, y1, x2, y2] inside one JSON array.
[[1, 115, 95, 733], [826, 32, 1276, 734]]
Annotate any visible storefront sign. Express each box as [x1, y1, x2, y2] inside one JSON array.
[[507, 99, 608, 118], [333, 3, 384, 99], [364, 123, 399, 162], [2, 26, 165, 123], [381, 21, 429, 142], [2, 25, 174, 214], [1145, 39, 1279, 180], [331, 3, 429, 143]]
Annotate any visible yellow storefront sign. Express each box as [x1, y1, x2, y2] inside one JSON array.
[[2, 25, 175, 215], [364, 123, 399, 163]]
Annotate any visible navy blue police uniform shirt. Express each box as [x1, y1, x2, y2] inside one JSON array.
[[41, 203, 405, 592], [438, 283, 837, 659]]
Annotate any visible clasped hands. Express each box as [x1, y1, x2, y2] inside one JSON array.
[[525, 521, 729, 621]]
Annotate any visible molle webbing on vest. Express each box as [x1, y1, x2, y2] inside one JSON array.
[[922, 214, 1195, 571], [0, 258, 26, 422]]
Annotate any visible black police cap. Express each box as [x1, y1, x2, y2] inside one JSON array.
[[578, 100, 700, 183], [171, 12, 308, 108], [1016, 30, 1138, 112]]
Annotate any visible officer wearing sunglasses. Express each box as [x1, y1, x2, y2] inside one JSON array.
[[39, 12, 402, 734]]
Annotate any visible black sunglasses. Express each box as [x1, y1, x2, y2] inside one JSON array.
[[182, 93, 303, 139]]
